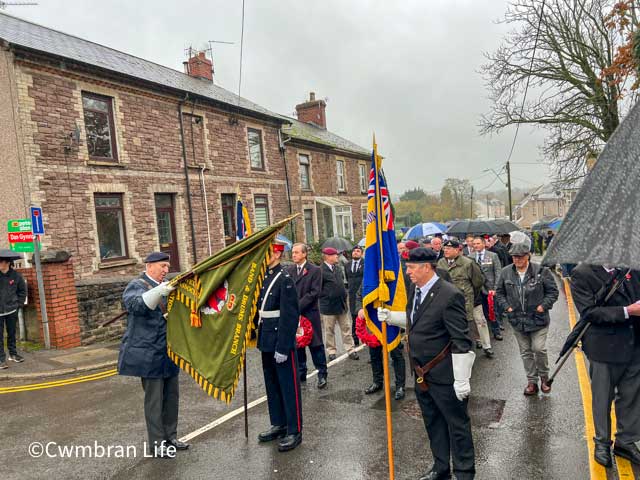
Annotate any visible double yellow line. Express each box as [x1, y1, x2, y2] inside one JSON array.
[[563, 278, 635, 479], [0, 368, 117, 394]]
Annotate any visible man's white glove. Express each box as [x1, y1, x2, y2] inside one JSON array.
[[452, 351, 476, 401], [377, 307, 407, 328], [274, 352, 288, 364], [142, 281, 176, 310]]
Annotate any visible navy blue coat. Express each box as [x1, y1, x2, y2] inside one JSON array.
[[118, 274, 180, 379], [256, 264, 300, 355]]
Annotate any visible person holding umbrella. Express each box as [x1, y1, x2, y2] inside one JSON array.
[[495, 233, 558, 395], [0, 250, 27, 368]]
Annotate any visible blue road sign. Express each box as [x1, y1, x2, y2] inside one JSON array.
[[30, 206, 45, 235]]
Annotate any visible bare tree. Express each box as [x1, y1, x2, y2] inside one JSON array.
[[480, 0, 639, 185]]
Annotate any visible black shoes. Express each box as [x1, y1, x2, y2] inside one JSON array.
[[0, 361, 7, 370], [317, 376, 327, 389], [258, 425, 287, 443], [300, 373, 307, 383], [418, 469, 451, 480], [364, 383, 382, 394], [494, 333, 504, 341], [475, 341, 483, 350], [614, 442, 640, 465], [278, 432, 302, 452], [328, 354, 337, 361], [483, 348, 494, 358], [594, 443, 612, 467], [395, 387, 405, 400], [8, 353, 24, 363], [348, 351, 359, 360], [167, 438, 190, 450]]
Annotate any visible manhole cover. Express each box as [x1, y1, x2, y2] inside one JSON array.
[[318, 389, 364, 405], [401, 396, 505, 426]]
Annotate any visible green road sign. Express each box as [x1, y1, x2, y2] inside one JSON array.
[[7, 219, 35, 253]]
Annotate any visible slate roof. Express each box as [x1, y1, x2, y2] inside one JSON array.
[[281, 116, 369, 157], [0, 12, 283, 122]]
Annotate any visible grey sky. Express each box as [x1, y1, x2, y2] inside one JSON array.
[[10, 0, 549, 195]]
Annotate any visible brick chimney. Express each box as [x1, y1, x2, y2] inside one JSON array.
[[295, 92, 327, 129], [183, 51, 213, 82]]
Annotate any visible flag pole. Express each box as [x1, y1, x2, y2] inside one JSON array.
[[243, 351, 249, 438], [381, 320, 395, 480]]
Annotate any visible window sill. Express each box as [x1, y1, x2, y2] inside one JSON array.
[[300, 188, 314, 193], [98, 258, 137, 269], [87, 160, 126, 168]]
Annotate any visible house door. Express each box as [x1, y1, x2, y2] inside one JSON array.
[[155, 194, 180, 272]]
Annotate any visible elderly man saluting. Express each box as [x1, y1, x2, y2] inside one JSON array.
[[118, 252, 189, 459], [379, 247, 476, 480]]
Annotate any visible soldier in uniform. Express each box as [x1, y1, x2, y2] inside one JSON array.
[[118, 252, 189, 459], [571, 264, 640, 467], [379, 247, 476, 480], [256, 242, 303, 452]]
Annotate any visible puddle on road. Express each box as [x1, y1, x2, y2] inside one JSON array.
[[397, 396, 506, 427]]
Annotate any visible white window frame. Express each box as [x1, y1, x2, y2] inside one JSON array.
[[299, 154, 311, 190], [358, 163, 367, 193], [336, 160, 346, 192]]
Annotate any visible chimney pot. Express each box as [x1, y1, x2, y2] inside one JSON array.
[[295, 91, 327, 129], [309, 92, 315, 101], [185, 50, 214, 82]]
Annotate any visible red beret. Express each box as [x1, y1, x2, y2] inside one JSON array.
[[322, 247, 338, 255], [272, 243, 285, 252], [405, 240, 420, 250]]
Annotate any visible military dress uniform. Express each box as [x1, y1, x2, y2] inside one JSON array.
[[257, 263, 303, 451]]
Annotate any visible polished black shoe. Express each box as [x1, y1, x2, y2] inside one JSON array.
[[149, 444, 177, 459], [328, 354, 337, 361], [348, 351, 359, 360], [418, 469, 451, 480], [258, 425, 287, 443], [317, 376, 327, 389], [483, 348, 494, 358], [493, 333, 504, 341], [475, 341, 483, 350], [300, 373, 307, 383], [594, 443, 612, 467], [8, 353, 24, 363], [277, 432, 302, 452], [364, 383, 382, 394], [613, 442, 640, 465], [394, 387, 405, 400], [167, 438, 190, 450]]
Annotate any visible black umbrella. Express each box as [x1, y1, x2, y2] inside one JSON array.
[[446, 219, 520, 236], [543, 101, 640, 270], [321, 237, 353, 252]]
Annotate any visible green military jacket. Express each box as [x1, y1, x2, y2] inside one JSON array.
[[437, 254, 484, 321]]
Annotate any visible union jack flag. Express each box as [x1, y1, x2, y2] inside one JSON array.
[[367, 167, 394, 231]]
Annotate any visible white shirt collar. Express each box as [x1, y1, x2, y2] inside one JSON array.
[[416, 274, 440, 303]]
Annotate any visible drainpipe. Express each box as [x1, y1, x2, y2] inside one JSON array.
[[278, 129, 295, 241], [199, 165, 213, 256], [178, 94, 198, 264]]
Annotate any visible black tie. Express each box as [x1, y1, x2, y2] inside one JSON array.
[[412, 287, 422, 324], [352, 261, 356, 273], [297, 265, 302, 276]]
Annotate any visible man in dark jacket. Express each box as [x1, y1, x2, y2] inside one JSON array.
[[118, 252, 187, 459], [571, 264, 640, 467], [287, 243, 327, 389], [379, 247, 476, 480], [319, 247, 358, 361], [346, 245, 364, 346], [0, 250, 27, 368], [495, 239, 558, 395], [256, 242, 303, 452]]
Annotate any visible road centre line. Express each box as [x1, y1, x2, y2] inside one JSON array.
[[563, 278, 635, 480], [180, 344, 367, 443]]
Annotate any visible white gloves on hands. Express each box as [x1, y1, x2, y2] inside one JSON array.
[[142, 281, 176, 310], [452, 351, 476, 401], [377, 308, 407, 328], [274, 352, 288, 364]]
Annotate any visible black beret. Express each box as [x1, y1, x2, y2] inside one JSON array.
[[144, 251, 170, 263], [407, 247, 438, 264], [443, 239, 460, 248]]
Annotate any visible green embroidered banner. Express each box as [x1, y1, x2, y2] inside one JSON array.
[[166, 216, 295, 403]]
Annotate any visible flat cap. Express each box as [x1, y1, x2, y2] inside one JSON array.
[[144, 251, 170, 263], [405, 240, 420, 250], [0, 249, 22, 261], [322, 247, 338, 255], [407, 247, 439, 264], [443, 239, 460, 248]]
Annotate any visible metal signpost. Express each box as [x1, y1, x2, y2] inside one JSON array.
[[30, 206, 50, 349]]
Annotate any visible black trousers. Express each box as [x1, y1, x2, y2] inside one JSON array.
[[370, 342, 406, 388], [140, 375, 179, 449], [351, 313, 360, 345], [0, 311, 18, 361], [262, 350, 303, 435], [415, 381, 475, 479], [297, 344, 328, 379]]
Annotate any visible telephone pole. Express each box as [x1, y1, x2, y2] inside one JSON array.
[[470, 186, 474, 218], [506, 161, 513, 220]]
